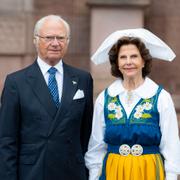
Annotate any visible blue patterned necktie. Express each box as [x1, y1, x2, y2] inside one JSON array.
[[48, 67, 59, 107]]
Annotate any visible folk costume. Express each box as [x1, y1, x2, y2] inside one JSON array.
[[85, 28, 180, 180], [85, 78, 180, 180]]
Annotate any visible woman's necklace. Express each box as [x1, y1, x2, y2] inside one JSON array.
[[123, 78, 144, 107], [126, 90, 134, 107]]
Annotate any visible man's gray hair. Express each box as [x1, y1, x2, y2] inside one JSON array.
[[34, 15, 70, 38]]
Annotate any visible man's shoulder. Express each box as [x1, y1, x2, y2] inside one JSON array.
[[6, 61, 36, 79], [63, 62, 91, 77]]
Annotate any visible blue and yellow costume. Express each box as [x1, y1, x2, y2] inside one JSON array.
[[85, 78, 180, 180], [99, 86, 164, 180]]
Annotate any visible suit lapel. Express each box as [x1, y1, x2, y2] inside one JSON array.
[[26, 62, 57, 118], [47, 63, 79, 136]]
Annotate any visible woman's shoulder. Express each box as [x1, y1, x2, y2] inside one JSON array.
[[95, 79, 122, 105]]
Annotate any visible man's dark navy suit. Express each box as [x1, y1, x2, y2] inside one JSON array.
[[0, 61, 93, 180]]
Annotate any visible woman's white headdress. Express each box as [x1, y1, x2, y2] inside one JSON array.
[[91, 28, 176, 65]]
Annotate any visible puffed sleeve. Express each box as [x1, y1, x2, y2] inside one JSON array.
[[158, 90, 180, 180], [85, 91, 107, 180]]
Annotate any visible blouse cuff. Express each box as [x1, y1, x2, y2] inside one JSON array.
[[89, 168, 101, 180], [166, 172, 178, 180]]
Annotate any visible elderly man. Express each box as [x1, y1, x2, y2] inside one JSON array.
[[0, 15, 93, 180]]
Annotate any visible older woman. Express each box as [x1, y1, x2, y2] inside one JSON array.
[[85, 29, 180, 180]]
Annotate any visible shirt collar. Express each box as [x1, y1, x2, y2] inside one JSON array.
[[108, 77, 159, 99], [37, 56, 63, 75]]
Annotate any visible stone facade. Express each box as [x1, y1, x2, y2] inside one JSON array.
[[0, 0, 179, 122], [0, 0, 180, 99], [0, 0, 179, 179], [145, 0, 180, 113]]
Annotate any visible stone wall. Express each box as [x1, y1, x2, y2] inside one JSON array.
[[0, 0, 179, 126], [0, 0, 35, 90], [145, 0, 180, 112], [0, 0, 180, 101], [0, 0, 179, 178]]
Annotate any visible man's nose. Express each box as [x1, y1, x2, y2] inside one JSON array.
[[51, 37, 59, 45]]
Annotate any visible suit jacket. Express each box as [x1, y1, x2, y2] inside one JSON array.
[[0, 61, 93, 180]]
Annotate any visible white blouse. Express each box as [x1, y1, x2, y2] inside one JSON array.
[[85, 77, 180, 180]]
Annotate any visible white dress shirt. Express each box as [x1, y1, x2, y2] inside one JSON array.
[[85, 77, 180, 180], [37, 57, 63, 102]]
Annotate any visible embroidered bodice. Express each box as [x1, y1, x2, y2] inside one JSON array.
[[104, 86, 162, 147]]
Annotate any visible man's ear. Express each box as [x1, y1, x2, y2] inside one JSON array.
[[33, 37, 37, 45], [33, 37, 38, 49]]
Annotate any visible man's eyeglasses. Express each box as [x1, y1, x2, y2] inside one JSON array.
[[36, 35, 68, 43]]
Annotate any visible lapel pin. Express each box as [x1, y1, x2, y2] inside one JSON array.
[[72, 81, 77, 85]]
